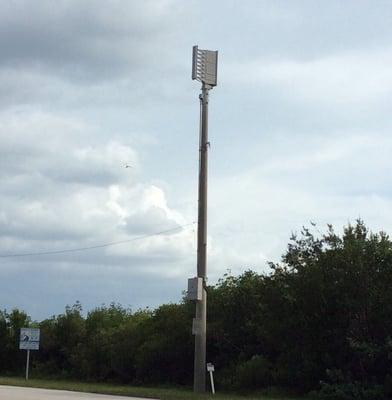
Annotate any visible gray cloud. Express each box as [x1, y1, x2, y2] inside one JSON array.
[[1, 0, 392, 318], [0, 0, 187, 82]]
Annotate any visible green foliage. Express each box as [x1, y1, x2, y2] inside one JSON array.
[[0, 309, 30, 374], [1, 220, 392, 399], [316, 382, 385, 400], [133, 303, 193, 384], [234, 355, 272, 390], [208, 221, 392, 395]]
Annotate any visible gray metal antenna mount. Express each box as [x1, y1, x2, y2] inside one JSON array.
[[192, 45, 218, 87]]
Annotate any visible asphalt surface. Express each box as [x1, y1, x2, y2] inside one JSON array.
[[0, 386, 157, 400]]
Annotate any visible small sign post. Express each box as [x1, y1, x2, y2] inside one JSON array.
[[25, 348, 30, 380], [19, 328, 40, 380], [206, 363, 215, 394]]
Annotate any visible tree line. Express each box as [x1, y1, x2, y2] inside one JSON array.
[[1, 221, 392, 399]]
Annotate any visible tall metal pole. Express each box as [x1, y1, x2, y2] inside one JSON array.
[[194, 83, 209, 393]]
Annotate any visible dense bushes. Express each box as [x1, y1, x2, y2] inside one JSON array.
[[1, 221, 392, 399]]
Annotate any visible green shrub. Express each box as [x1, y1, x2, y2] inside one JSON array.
[[233, 355, 272, 390], [316, 382, 385, 400]]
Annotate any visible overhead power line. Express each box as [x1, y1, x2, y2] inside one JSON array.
[[0, 222, 196, 258]]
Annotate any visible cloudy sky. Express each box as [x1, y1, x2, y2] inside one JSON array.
[[1, 0, 392, 320]]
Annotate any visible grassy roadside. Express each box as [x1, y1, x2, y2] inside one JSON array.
[[0, 377, 308, 400]]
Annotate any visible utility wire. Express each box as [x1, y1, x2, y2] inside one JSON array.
[[0, 222, 196, 258]]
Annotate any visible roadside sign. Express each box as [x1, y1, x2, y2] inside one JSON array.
[[206, 363, 216, 394], [20, 328, 40, 380], [19, 328, 40, 350]]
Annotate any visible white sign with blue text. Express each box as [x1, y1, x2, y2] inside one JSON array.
[[19, 328, 40, 350]]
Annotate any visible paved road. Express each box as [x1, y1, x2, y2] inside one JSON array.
[[0, 386, 156, 400]]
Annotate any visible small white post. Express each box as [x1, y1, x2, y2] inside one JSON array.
[[25, 349, 30, 380], [206, 363, 215, 394], [209, 369, 215, 394]]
